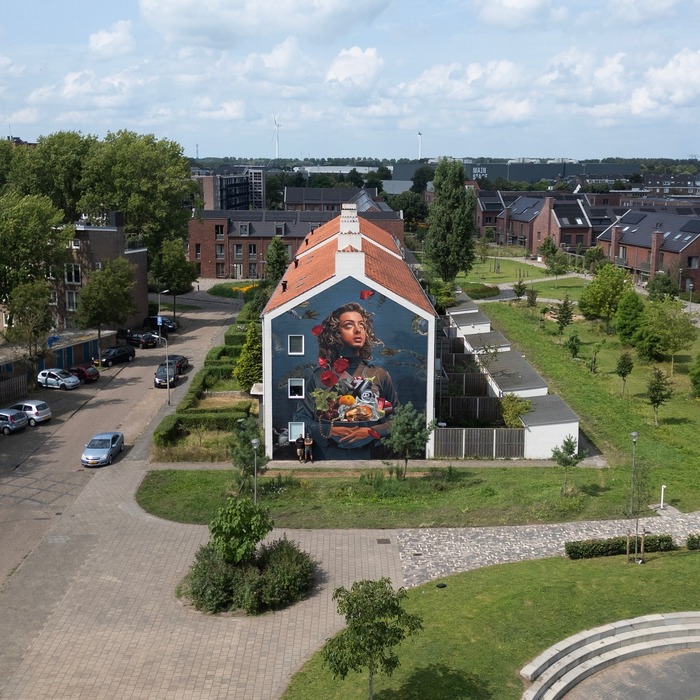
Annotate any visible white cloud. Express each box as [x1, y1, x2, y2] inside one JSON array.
[[326, 47, 383, 86], [643, 48, 700, 106], [7, 107, 39, 125], [475, 0, 560, 27], [89, 20, 136, 59], [197, 99, 246, 120], [139, 0, 391, 46], [608, 0, 680, 23]]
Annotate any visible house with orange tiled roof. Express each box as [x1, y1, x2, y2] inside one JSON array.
[[261, 203, 437, 460]]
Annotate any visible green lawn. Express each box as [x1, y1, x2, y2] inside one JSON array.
[[457, 257, 548, 286], [521, 275, 588, 301], [282, 551, 700, 700], [136, 464, 633, 528]]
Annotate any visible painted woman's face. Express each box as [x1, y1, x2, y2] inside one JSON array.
[[338, 311, 367, 350]]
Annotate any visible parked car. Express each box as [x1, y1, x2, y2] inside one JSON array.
[[127, 331, 159, 349], [80, 432, 125, 467], [166, 354, 189, 374], [143, 316, 178, 334], [93, 345, 136, 367], [0, 408, 29, 434], [9, 399, 52, 426], [153, 362, 178, 388], [69, 364, 101, 383], [37, 368, 81, 390]]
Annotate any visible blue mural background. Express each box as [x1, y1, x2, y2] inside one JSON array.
[[270, 277, 430, 459]]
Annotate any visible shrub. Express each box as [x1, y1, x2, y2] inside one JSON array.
[[152, 414, 181, 446], [688, 534, 700, 550], [565, 533, 677, 559], [186, 544, 235, 613], [257, 538, 315, 611], [462, 283, 500, 299]]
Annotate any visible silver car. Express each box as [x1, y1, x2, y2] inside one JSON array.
[[80, 432, 125, 467], [9, 400, 52, 426], [37, 368, 81, 390], [0, 408, 29, 434]]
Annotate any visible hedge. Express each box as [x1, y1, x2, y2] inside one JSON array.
[[153, 414, 181, 446], [178, 412, 249, 432], [565, 533, 677, 560], [688, 534, 700, 550]]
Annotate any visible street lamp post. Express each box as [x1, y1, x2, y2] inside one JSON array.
[[251, 438, 260, 504], [629, 431, 638, 517], [689, 282, 694, 313], [159, 335, 171, 405], [158, 288, 170, 318], [678, 268, 683, 292], [629, 431, 643, 563]]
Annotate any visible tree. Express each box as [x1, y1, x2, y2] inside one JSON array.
[[74, 258, 137, 348], [552, 294, 574, 335], [551, 435, 584, 496], [230, 416, 269, 496], [208, 497, 273, 565], [233, 322, 263, 391], [615, 290, 644, 344], [545, 249, 569, 282], [410, 165, 434, 194], [578, 264, 632, 327], [387, 191, 428, 231], [647, 367, 673, 426], [589, 340, 605, 373], [475, 236, 491, 264], [3, 281, 54, 374], [381, 402, 437, 480], [500, 393, 531, 427], [424, 160, 475, 283], [615, 352, 634, 396], [525, 287, 539, 307], [323, 578, 423, 700], [265, 236, 289, 289], [646, 272, 678, 301], [346, 168, 364, 188], [157, 238, 198, 319], [689, 354, 700, 397], [634, 298, 696, 374], [512, 278, 526, 300], [564, 330, 581, 358], [0, 191, 71, 303], [538, 237, 557, 260], [363, 171, 384, 195], [78, 130, 200, 261]]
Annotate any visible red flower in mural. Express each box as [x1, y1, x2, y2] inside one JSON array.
[[368, 429, 381, 439], [318, 357, 327, 369], [360, 289, 375, 300], [332, 357, 349, 374], [311, 325, 323, 336], [320, 370, 339, 387]]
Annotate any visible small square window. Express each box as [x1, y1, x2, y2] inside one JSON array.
[[288, 378, 305, 398], [288, 335, 304, 355], [240, 223, 250, 236]]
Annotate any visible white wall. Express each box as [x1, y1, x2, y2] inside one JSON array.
[[524, 420, 579, 459]]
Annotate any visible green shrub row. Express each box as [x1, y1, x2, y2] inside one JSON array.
[[205, 345, 239, 362], [153, 414, 180, 446], [185, 538, 315, 614], [688, 534, 700, 550], [565, 533, 677, 559], [178, 412, 248, 432]]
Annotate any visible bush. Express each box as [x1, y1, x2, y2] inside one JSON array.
[[462, 283, 500, 299], [178, 411, 247, 432], [152, 414, 181, 446], [565, 533, 677, 559], [186, 544, 235, 613], [184, 537, 315, 615], [688, 534, 700, 550]]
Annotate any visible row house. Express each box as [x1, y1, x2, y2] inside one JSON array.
[[188, 208, 404, 280], [495, 195, 593, 252], [0, 212, 148, 336], [596, 209, 700, 289], [284, 187, 383, 213], [191, 166, 267, 210], [644, 173, 700, 198]]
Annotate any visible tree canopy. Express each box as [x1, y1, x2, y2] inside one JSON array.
[[265, 236, 289, 290], [424, 160, 475, 283], [156, 239, 198, 318], [578, 264, 632, 325]]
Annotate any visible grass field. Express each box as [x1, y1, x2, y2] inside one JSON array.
[[281, 551, 700, 700]]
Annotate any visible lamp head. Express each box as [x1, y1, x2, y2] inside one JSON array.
[[631, 431, 638, 444], [251, 438, 260, 450]]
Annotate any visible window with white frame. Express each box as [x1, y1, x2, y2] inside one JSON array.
[[215, 244, 225, 259], [288, 378, 305, 398], [67, 239, 81, 249], [275, 223, 285, 236], [65, 263, 81, 285], [49, 290, 58, 306], [240, 222, 250, 236], [234, 244, 243, 259], [215, 224, 225, 239], [66, 290, 79, 311], [288, 335, 304, 355], [94, 261, 102, 270], [195, 243, 201, 259]]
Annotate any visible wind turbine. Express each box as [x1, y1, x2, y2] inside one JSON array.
[[272, 114, 281, 159]]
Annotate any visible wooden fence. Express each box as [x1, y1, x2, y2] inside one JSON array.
[[0, 374, 29, 404], [437, 396, 502, 424], [433, 427, 524, 459]]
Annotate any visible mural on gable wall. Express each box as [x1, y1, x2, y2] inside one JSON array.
[[270, 277, 430, 460]]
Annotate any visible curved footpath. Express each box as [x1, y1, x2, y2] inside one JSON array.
[[1, 286, 700, 698]]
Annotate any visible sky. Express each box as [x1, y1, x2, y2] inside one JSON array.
[[2, 0, 700, 162]]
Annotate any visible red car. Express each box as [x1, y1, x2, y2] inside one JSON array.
[[69, 364, 101, 383]]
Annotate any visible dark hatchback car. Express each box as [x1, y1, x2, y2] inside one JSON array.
[[93, 345, 136, 367], [143, 316, 178, 335], [166, 354, 189, 374], [69, 364, 101, 383], [153, 363, 178, 388], [127, 331, 159, 349]]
